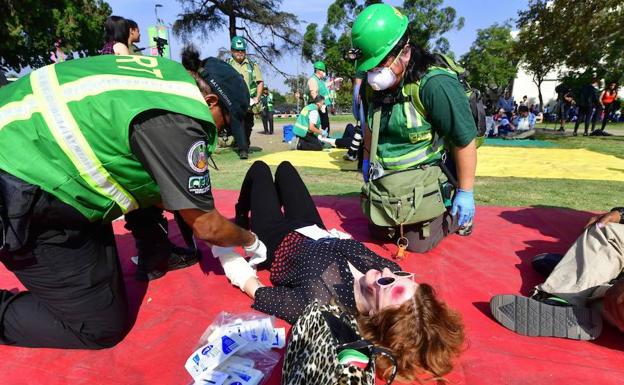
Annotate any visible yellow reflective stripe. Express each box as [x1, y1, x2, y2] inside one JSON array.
[[0, 94, 39, 129], [382, 147, 444, 170], [402, 87, 421, 128], [1, 75, 206, 129], [30, 66, 138, 213], [62, 74, 206, 104], [381, 138, 444, 164]]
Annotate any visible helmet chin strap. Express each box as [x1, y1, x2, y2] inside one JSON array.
[[386, 43, 411, 89]]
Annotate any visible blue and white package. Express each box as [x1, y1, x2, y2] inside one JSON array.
[[218, 356, 255, 369], [220, 363, 264, 385], [185, 331, 248, 381], [192, 370, 229, 385], [223, 318, 275, 351]]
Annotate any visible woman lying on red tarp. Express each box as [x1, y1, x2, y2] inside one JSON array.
[[212, 160, 464, 383]]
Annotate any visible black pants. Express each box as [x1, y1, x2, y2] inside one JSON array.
[[319, 108, 330, 134], [335, 123, 361, 149], [574, 106, 599, 134], [124, 207, 197, 275], [236, 161, 324, 267], [261, 110, 274, 134], [0, 172, 128, 349], [297, 132, 324, 151], [244, 111, 255, 148], [601, 103, 615, 131], [229, 111, 253, 152], [124, 207, 170, 273], [368, 211, 459, 253]]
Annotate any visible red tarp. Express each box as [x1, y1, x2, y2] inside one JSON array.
[[0, 190, 622, 385]]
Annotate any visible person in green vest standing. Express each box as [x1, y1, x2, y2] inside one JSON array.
[[306, 61, 332, 134], [227, 36, 264, 159], [260, 87, 274, 134], [293, 95, 328, 151], [0, 50, 267, 349], [351, 4, 477, 253]]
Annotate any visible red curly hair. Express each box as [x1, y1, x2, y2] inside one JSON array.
[[356, 283, 465, 383]]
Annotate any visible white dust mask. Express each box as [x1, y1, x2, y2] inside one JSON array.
[[367, 67, 397, 91]]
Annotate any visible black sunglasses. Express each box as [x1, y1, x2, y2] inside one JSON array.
[[376, 271, 414, 286]]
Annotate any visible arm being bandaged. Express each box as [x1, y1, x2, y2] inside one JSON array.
[[212, 246, 257, 290]]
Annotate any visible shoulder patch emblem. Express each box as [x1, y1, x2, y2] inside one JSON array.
[[187, 141, 208, 173]]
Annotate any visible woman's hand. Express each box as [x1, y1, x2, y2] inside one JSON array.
[[585, 211, 621, 229]]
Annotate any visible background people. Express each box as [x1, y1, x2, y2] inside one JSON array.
[[306, 61, 332, 134], [555, 83, 573, 132], [573, 77, 600, 136], [292, 95, 327, 151], [497, 92, 515, 118], [260, 87, 274, 135], [126, 19, 142, 55], [101, 16, 130, 55], [227, 36, 264, 159], [597, 81, 619, 134]]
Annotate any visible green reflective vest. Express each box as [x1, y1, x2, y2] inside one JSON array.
[[261, 92, 274, 112], [369, 66, 457, 170], [293, 103, 319, 137], [227, 58, 258, 97], [0, 55, 216, 222], [306, 75, 332, 105]]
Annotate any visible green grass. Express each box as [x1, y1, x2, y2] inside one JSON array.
[[535, 128, 624, 159], [210, 119, 624, 212], [210, 148, 363, 196], [475, 176, 622, 212]]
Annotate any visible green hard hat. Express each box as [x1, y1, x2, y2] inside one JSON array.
[[351, 3, 409, 72], [313, 61, 326, 72], [231, 36, 247, 51]]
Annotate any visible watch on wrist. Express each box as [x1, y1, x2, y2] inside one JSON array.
[[610, 207, 624, 224]]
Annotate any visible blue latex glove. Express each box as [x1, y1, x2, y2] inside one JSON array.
[[451, 189, 475, 226], [362, 159, 370, 183], [320, 129, 329, 138]]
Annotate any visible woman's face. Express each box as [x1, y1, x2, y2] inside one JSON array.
[[350, 265, 418, 315]]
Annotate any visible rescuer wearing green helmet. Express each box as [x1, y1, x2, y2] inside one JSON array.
[[0, 49, 267, 349], [227, 36, 264, 159], [306, 60, 333, 134], [352, 3, 477, 253]]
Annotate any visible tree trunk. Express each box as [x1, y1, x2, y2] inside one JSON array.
[[535, 77, 544, 113], [533, 76, 546, 112], [228, 0, 236, 38]]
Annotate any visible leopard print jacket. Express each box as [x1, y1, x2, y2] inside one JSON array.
[[282, 301, 375, 385]]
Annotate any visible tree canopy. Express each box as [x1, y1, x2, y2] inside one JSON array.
[[303, 0, 464, 77], [173, 0, 302, 76], [460, 23, 517, 102], [300, 0, 464, 108], [1, 0, 111, 72], [517, 0, 624, 82]]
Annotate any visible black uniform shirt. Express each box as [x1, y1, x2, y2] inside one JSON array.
[[129, 110, 215, 212]]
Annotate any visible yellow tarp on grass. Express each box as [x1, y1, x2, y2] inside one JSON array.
[[254, 148, 359, 171], [254, 147, 624, 182]]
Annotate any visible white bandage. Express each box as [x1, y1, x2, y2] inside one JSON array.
[[243, 233, 267, 269], [212, 246, 256, 290]]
